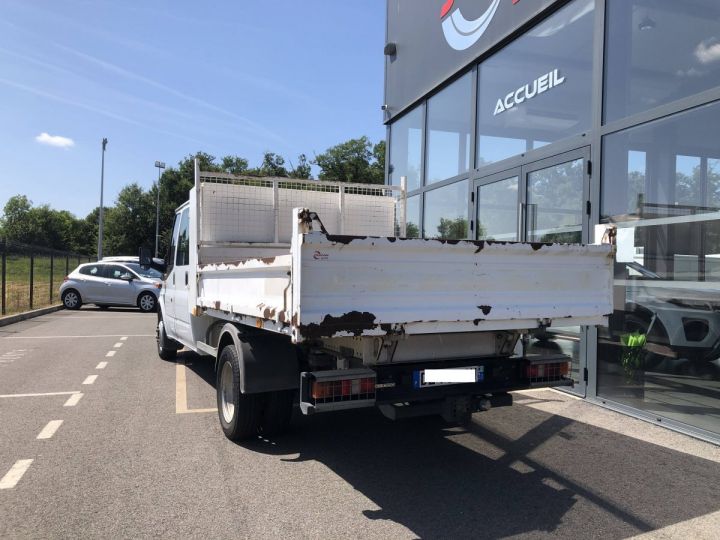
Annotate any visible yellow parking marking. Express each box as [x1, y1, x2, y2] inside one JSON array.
[[175, 362, 216, 414]]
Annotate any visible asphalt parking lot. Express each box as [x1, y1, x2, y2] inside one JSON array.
[[1, 308, 719, 539]]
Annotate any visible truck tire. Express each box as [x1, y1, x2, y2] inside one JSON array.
[[259, 390, 294, 437], [217, 344, 262, 441], [156, 319, 177, 361]]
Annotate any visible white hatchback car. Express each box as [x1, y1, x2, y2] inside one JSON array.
[[60, 262, 162, 312]]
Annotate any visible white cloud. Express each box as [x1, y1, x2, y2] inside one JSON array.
[[35, 132, 75, 149], [696, 39, 720, 64]]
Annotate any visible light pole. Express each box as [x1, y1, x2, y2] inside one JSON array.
[[154, 161, 166, 258], [98, 138, 108, 260]]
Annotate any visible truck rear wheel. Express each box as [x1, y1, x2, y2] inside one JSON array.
[[259, 390, 294, 437], [217, 344, 262, 441]]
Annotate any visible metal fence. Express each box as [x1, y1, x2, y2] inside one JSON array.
[[0, 239, 93, 317]]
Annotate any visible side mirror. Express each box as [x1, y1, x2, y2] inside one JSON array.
[[121, 273, 134, 281], [139, 247, 152, 268]]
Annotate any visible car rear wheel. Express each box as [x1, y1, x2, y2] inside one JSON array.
[[62, 289, 82, 310], [138, 292, 157, 313]]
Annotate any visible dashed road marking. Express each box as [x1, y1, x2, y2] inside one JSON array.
[[37, 420, 63, 440], [64, 393, 83, 407], [120, 336, 128, 341], [0, 459, 33, 490], [106, 350, 116, 357], [113, 342, 123, 348], [0, 391, 79, 399], [82, 375, 98, 385], [96, 361, 108, 369]]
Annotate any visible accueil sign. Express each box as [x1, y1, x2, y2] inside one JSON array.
[[493, 69, 565, 116]]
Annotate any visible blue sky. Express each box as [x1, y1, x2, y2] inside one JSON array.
[[0, 0, 386, 217]]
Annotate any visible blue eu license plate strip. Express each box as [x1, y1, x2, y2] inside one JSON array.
[[413, 366, 484, 389]]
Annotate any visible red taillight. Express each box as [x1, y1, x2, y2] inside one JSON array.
[[311, 377, 375, 401], [525, 362, 570, 379]]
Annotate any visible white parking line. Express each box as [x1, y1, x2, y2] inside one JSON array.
[[2, 335, 154, 340], [0, 459, 33, 489], [82, 375, 98, 385], [64, 393, 83, 407], [0, 391, 79, 399], [113, 342, 123, 348], [105, 350, 116, 357], [96, 361, 108, 370], [37, 420, 63, 440], [120, 336, 128, 341]]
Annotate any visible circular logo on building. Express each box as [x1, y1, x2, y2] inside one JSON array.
[[440, 0, 501, 51]]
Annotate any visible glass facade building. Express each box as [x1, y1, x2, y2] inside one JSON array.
[[385, 0, 720, 442]]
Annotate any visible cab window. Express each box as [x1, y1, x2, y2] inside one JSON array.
[[175, 208, 190, 267]]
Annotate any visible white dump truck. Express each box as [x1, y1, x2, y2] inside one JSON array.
[[155, 161, 614, 441]]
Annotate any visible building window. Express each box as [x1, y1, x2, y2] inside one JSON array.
[[426, 73, 472, 185], [405, 195, 421, 238], [477, 0, 594, 165], [389, 106, 424, 191], [423, 180, 469, 239], [599, 102, 720, 436], [604, 0, 720, 124]]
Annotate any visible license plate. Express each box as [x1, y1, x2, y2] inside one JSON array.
[[413, 367, 484, 389]]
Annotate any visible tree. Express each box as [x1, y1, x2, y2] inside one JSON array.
[[260, 152, 288, 177], [436, 217, 468, 240], [290, 154, 312, 179], [314, 136, 385, 184], [221, 156, 249, 175], [104, 184, 155, 255]]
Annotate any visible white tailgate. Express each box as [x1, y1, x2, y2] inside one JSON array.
[[293, 234, 613, 340]]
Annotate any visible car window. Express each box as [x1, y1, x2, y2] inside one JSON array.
[[79, 265, 102, 277], [104, 265, 133, 280], [124, 263, 162, 279]]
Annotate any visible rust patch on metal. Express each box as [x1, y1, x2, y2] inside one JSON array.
[[299, 311, 377, 339], [263, 307, 276, 320], [478, 305, 492, 316], [260, 257, 276, 265], [278, 311, 287, 323]]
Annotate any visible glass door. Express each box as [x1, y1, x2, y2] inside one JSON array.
[[473, 147, 591, 395]]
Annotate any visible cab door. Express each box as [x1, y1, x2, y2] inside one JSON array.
[[162, 210, 184, 337]]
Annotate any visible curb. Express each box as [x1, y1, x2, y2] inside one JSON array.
[[0, 305, 64, 328]]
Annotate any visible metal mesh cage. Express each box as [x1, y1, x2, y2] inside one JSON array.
[[197, 172, 406, 245]]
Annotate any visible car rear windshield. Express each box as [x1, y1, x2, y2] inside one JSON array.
[[124, 263, 162, 279]]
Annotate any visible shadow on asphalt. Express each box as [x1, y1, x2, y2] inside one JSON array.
[[178, 351, 720, 538]]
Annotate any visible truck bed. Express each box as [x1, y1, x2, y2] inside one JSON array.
[[196, 224, 613, 344]]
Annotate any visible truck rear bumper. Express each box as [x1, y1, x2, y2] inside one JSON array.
[[299, 354, 573, 416]]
